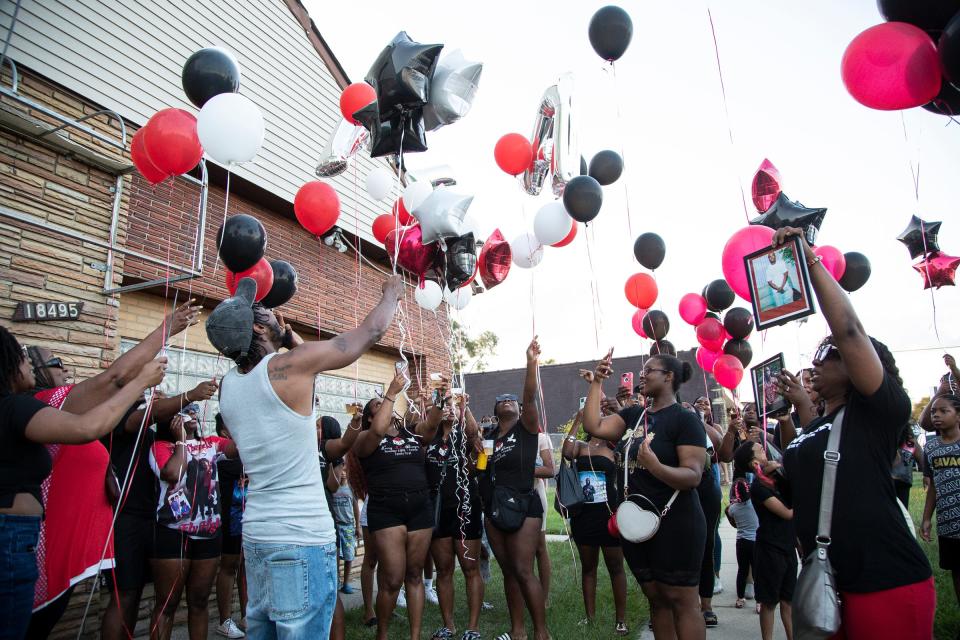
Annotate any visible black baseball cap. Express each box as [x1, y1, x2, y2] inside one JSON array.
[[205, 277, 257, 359]]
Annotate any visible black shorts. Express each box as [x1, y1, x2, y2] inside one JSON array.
[[753, 542, 798, 604], [571, 503, 620, 548], [621, 492, 705, 587], [222, 533, 242, 555], [366, 490, 434, 533], [105, 513, 154, 592], [152, 525, 222, 560], [483, 489, 544, 532], [939, 536, 960, 571], [433, 498, 484, 540]]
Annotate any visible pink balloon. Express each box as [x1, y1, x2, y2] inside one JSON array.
[[696, 318, 725, 352], [722, 225, 776, 300], [678, 293, 708, 326], [385, 225, 439, 284], [814, 245, 846, 281], [696, 346, 721, 373], [713, 354, 744, 390], [631, 309, 648, 338]]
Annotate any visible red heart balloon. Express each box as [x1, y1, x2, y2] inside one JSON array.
[[751, 158, 782, 213], [385, 225, 438, 283], [479, 228, 512, 290]]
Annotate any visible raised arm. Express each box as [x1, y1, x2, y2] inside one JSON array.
[[326, 405, 363, 460], [352, 371, 408, 458], [123, 379, 219, 434], [582, 350, 629, 442], [157, 415, 189, 483], [773, 227, 882, 396], [62, 301, 199, 414], [535, 436, 555, 479], [776, 370, 816, 437], [519, 337, 541, 434], [561, 412, 584, 461], [25, 358, 167, 444], [717, 409, 743, 463]]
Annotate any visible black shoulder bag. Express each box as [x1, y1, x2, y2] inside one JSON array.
[[488, 429, 532, 533], [555, 450, 585, 518]]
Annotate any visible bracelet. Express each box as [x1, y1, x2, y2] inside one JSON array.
[[383, 395, 395, 403], [565, 436, 576, 443], [807, 255, 822, 268], [175, 441, 186, 447]]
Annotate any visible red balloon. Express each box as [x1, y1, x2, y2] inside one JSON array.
[[841, 22, 941, 111], [479, 229, 512, 290], [385, 225, 439, 283], [814, 245, 846, 281], [696, 346, 721, 373], [607, 514, 620, 539], [721, 225, 776, 300], [552, 221, 578, 247], [340, 83, 377, 125], [371, 214, 397, 244], [913, 251, 960, 289], [392, 198, 413, 226], [751, 158, 782, 213], [678, 293, 708, 326], [294, 181, 340, 236], [225, 258, 274, 302], [142, 108, 203, 178], [696, 318, 725, 352], [713, 354, 744, 390], [130, 127, 166, 185], [624, 273, 658, 309], [631, 309, 648, 338], [494, 133, 533, 176]]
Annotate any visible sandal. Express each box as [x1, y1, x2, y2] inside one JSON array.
[[432, 628, 454, 640], [615, 621, 628, 635], [703, 611, 718, 627], [735, 598, 745, 609], [364, 617, 378, 627]]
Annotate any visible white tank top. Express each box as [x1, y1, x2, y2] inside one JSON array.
[[220, 353, 334, 545]]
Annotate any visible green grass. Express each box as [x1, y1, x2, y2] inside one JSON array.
[[909, 474, 960, 640], [344, 540, 650, 640]]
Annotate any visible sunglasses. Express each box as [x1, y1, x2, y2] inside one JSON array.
[[495, 394, 519, 403], [813, 343, 840, 364], [641, 367, 670, 376], [43, 357, 64, 369]]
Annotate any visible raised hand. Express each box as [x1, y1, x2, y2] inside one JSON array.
[[526, 336, 541, 363], [167, 299, 202, 336], [187, 380, 218, 402], [383, 274, 404, 302], [593, 348, 614, 381], [137, 357, 168, 389]]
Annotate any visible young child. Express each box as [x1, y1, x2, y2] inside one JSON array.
[[330, 461, 360, 594], [725, 473, 758, 610], [921, 394, 960, 606]]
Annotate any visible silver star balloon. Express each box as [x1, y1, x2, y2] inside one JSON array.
[[424, 49, 483, 131], [412, 188, 473, 244]]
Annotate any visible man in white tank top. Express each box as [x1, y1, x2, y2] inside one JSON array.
[[206, 275, 403, 639]]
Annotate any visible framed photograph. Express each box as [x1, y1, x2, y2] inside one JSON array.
[[743, 236, 816, 330], [751, 353, 789, 417]]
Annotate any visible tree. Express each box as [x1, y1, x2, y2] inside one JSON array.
[[451, 319, 499, 373], [912, 396, 931, 424]]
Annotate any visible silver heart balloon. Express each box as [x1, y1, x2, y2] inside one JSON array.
[[424, 50, 483, 131], [412, 187, 472, 244]]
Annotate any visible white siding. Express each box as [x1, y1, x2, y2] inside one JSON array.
[[2, 0, 394, 244]]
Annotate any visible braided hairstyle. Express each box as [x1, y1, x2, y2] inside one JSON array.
[[817, 335, 903, 389], [0, 326, 26, 396], [26, 346, 55, 392], [933, 393, 960, 414]]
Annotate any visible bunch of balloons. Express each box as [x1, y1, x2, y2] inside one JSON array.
[[685, 284, 754, 389], [898, 214, 959, 289], [842, 2, 960, 115], [218, 214, 298, 307]]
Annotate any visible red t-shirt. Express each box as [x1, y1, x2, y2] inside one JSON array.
[[150, 437, 230, 539]]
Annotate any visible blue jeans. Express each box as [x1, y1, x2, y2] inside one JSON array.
[[243, 541, 337, 640], [712, 464, 722, 570], [0, 514, 41, 640]]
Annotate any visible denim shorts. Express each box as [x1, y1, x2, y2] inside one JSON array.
[[0, 514, 41, 640], [335, 524, 356, 562], [243, 541, 337, 640]]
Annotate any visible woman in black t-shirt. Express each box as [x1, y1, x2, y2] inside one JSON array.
[[353, 370, 443, 640], [772, 226, 933, 639], [480, 338, 550, 640], [0, 327, 167, 640], [583, 351, 707, 640]]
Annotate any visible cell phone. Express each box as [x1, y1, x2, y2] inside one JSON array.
[[578, 396, 587, 410], [621, 372, 634, 389]]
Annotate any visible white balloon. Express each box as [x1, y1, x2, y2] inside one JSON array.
[[197, 93, 265, 165], [402, 181, 433, 213], [510, 233, 544, 269], [365, 167, 394, 201], [443, 285, 472, 310], [415, 280, 444, 311], [533, 201, 572, 245]]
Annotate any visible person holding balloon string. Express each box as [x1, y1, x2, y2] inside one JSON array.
[[583, 349, 707, 640]]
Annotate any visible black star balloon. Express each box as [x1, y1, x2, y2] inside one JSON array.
[[896, 215, 942, 260], [444, 233, 477, 291], [750, 192, 827, 246], [365, 32, 443, 120], [351, 102, 427, 158]]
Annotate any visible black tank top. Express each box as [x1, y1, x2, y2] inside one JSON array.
[[359, 425, 428, 496], [488, 422, 538, 492], [425, 429, 478, 502], [575, 452, 620, 509]]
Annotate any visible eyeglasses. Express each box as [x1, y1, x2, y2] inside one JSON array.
[[641, 368, 670, 376], [813, 343, 840, 364], [495, 393, 519, 403], [43, 357, 64, 369]]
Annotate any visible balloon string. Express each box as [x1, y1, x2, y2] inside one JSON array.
[[918, 215, 943, 345], [609, 62, 633, 239], [353, 161, 362, 397], [899, 111, 921, 201], [584, 225, 602, 351], [706, 6, 750, 223]]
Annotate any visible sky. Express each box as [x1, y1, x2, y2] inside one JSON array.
[[311, 1, 960, 403]]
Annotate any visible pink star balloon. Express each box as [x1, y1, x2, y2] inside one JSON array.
[[913, 251, 960, 289], [751, 158, 782, 213]]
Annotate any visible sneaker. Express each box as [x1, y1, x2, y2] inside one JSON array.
[[431, 627, 453, 640], [703, 611, 718, 628], [713, 576, 724, 595], [481, 601, 494, 611], [340, 584, 355, 594], [744, 583, 755, 600], [425, 585, 439, 605], [216, 619, 245, 639], [397, 587, 407, 608], [460, 631, 481, 640]]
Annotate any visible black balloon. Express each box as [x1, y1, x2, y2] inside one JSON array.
[[365, 32, 443, 120], [941, 12, 960, 85], [896, 215, 942, 259], [877, 0, 960, 32], [579, 156, 588, 176], [444, 233, 477, 291], [922, 77, 960, 115], [723, 339, 753, 368], [261, 260, 298, 308], [838, 252, 872, 292], [641, 310, 670, 340], [351, 102, 427, 158], [633, 232, 665, 270], [588, 5, 633, 61], [181, 48, 241, 108], [723, 307, 754, 340], [703, 311, 720, 322], [750, 192, 827, 246], [217, 214, 266, 273], [705, 279, 735, 312], [588, 150, 623, 186], [562, 175, 604, 223], [648, 338, 676, 357]]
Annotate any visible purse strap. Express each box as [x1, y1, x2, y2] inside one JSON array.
[[815, 407, 845, 546], [621, 409, 681, 516]]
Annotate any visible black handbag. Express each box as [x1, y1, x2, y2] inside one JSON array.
[[554, 456, 585, 518], [489, 485, 531, 533]]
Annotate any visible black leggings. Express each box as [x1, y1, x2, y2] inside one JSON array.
[[735, 538, 755, 599], [26, 585, 74, 640], [698, 471, 721, 600]]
